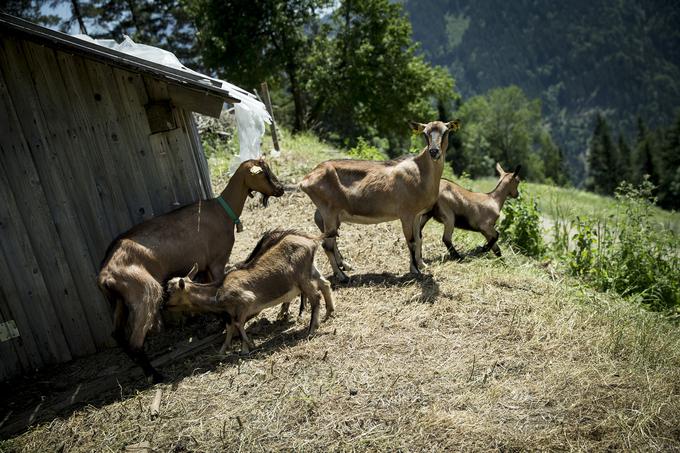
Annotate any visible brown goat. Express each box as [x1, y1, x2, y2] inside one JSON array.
[[97, 158, 284, 381], [165, 229, 335, 353], [300, 120, 460, 281], [420, 163, 521, 259]]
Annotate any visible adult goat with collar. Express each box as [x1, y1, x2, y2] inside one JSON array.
[[300, 120, 460, 282], [97, 157, 284, 382]]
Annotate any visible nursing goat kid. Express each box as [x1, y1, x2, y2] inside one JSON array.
[[97, 158, 284, 382], [300, 120, 460, 282], [165, 229, 335, 354], [420, 163, 521, 259]]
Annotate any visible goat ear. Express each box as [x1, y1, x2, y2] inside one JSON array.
[[187, 263, 198, 280], [495, 162, 505, 175], [409, 121, 426, 133], [250, 165, 263, 175], [179, 279, 185, 290], [447, 119, 461, 131], [513, 165, 522, 177]]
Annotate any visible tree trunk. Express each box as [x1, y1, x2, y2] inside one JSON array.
[[71, 0, 88, 35], [287, 64, 305, 133]]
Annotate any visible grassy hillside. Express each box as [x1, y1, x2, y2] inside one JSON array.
[[460, 177, 680, 234], [3, 134, 680, 451]]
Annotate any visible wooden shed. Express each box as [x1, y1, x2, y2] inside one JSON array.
[[0, 13, 240, 381]]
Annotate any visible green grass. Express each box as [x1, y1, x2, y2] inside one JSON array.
[[460, 177, 680, 233]]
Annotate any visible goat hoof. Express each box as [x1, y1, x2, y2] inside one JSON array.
[[340, 261, 353, 271]]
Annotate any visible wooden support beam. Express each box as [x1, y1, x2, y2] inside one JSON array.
[[260, 81, 280, 154]]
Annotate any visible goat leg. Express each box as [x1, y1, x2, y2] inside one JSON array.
[[441, 222, 462, 260], [323, 237, 349, 283], [402, 217, 421, 275], [235, 323, 255, 353], [219, 324, 234, 354], [307, 293, 321, 336], [277, 302, 291, 321]]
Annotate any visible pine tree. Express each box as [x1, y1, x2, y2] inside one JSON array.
[[616, 132, 633, 183], [586, 113, 620, 194], [657, 113, 680, 209]]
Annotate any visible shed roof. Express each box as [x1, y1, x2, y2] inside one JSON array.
[[0, 12, 240, 106]]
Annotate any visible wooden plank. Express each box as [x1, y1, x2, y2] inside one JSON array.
[[10, 40, 110, 353], [166, 110, 206, 202], [79, 59, 155, 227], [0, 308, 20, 381], [168, 83, 224, 118], [0, 159, 72, 365], [179, 109, 214, 198], [141, 75, 198, 208], [0, 244, 44, 375], [19, 41, 117, 349], [57, 52, 134, 238], [260, 81, 280, 153], [0, 38, 89, 363], [111, 69, 176, 215]]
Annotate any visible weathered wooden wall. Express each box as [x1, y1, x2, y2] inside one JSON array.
[[0, 34, 213, 381]]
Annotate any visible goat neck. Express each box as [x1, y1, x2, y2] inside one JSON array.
[[489, 176, 513, 210], [217, 165, 250, 223], [413, 145, 445, 191]]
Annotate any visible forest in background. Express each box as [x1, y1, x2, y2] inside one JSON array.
[[403, 0, 680, 198], [2, 0, 680, 208]]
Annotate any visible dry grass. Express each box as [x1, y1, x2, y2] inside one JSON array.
[[3, 135, 680, 452]]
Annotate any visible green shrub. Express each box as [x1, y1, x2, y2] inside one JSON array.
[[565, 179, 680, 313], [347, 137, 387, 160], [498, 194, 545, 258]]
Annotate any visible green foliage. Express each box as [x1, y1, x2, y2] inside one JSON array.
[[346, 138, 387, 160], [584, 112, 680, 210], [568, 218, 597, 277], [452, 86, 567, 184], [562, 179, 680, 312], [585, 114, 621, 195], [498, 194, 545, 258], [306, 0, 457, 154]]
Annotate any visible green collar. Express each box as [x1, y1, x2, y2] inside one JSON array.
[[216, 196, 241, 227]]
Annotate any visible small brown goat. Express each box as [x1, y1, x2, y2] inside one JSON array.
[[97, 158, 284, 381], [165, 229, 335, 353], [300, 120, 460, 281], [420, 163, 521, 259]]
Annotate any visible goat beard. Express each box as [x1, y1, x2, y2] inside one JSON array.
[[246, 190, 269, 207]]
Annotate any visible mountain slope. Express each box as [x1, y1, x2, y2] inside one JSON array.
[[403, 0, 680, 182]]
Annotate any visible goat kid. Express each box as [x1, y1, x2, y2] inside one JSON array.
[[300, 120, 460, 282], [420, 163, 521, 259], [165, 229, 335, 354], [97, 158, 284, 382]]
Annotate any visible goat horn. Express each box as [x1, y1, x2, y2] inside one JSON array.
[[187, 263, 199, 280], [513, 165, 522, 176]]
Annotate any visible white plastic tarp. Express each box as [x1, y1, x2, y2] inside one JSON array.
[[73, 34, 272, 172]]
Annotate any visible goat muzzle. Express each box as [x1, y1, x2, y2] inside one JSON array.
[[429, 148, 441, 159]]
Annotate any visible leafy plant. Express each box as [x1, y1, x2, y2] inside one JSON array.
[[498, 194, 545, 258], [346, 137, 387, 160], [562, 178, 680, 313]]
